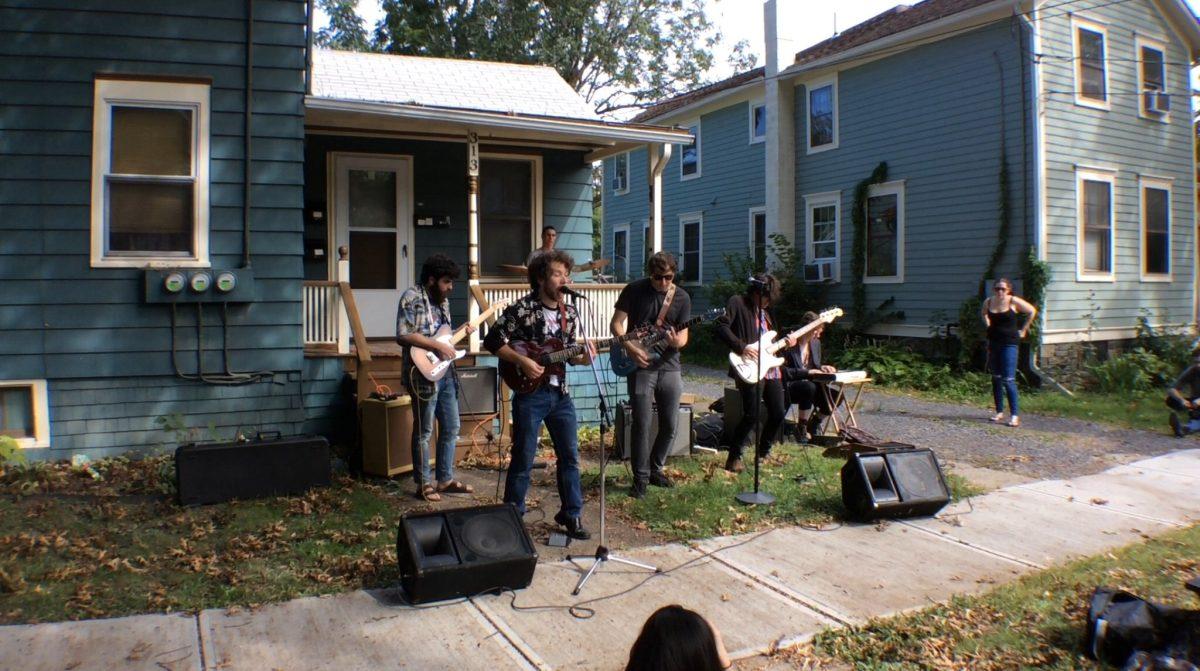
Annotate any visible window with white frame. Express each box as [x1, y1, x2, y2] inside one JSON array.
[[807, 77, 838, 152], [864, 182, 903, 282], [749, 103, 766, 143], [1078, 171, 1115, 278], [0, 380, 50, 448], [749, 208, 767, 270], [680, 124, 700, 179], [613, 225, 630, 282], [679, 214, 702, 283], [1141, 179, 1171, 278], [480, 155, 540, 276], [643, 222, 652, 270], [1073, 19, 1108, 108], [613, 152, 629, 194], [91, 77, 211, 267], [805, 192, 840, 280], [1137, 39, 1168, 118]]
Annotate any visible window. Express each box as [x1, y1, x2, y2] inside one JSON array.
[[1073, 19, 1109, 109], [613, 225, 630, 282], [612, 153, 629, 194], [680, 124, 700, 180], [679, 214, 702, 283], [749, 103, 766, 143], [0, 381, 49, 448], [1141, 178, 1172, 279], [864, 182, 904, 283], [807, 77, 838, 152], [1077, 170, 1115, 279], [91, 77, 210, 267], [1137, 39, 1168, 119], [805, 192, 840, 280], [480, 155, 541, 276], [749, 208, 767, 270], [643, 222, 652, 270]]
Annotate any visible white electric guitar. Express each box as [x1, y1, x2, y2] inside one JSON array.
[[410, 299, 510, 382], [729, 307, 843, 384]]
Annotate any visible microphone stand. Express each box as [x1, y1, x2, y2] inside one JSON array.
[[565, 291, 660, 595], [737, 307, 775, 506]]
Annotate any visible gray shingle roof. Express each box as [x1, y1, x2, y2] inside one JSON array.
[[311, 49, 599, 121]]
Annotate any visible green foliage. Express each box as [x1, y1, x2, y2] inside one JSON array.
[[0, 436, 26, 467], [315, 0, 373, 51], [850, 162, 889, 331], [154, 414, 220, 447], [706, 233, 828, 327], [956, 295, 985, 367], [1085, 345, 1175, 394], [1019, 248, 1051, 345], [374, 0, 720, 116], [834, 341, 988, 398], [1135, 313, 1194, 371]]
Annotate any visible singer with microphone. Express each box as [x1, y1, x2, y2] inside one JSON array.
[[484, 250, 595, 540]]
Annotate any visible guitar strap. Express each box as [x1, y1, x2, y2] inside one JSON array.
[[654, 284, 676, 327]]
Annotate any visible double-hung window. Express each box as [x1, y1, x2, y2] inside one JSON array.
[[1073, 18, 1109, 109], [1077, 170, 1115, 280], [749, 103, 766, 143], [480, 155, 541, 276], [612, 153, 629, 194], [1141, 178, 1172, 280], [749, 207, 767, 270], [643, 222, 652, 269], [679, 214, 702, 284], [0, 381, 50, 448], [864, 182, 903, 283], [805, 192, 840, 281], [91, 77, 210, 267], [680, 124, 700, 180], [1137, 38, 1168, 119], [806, 76, 838, 153], [612, 225, 630, 282]]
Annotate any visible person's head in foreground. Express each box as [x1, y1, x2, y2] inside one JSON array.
[[625, 604, 732, 671]]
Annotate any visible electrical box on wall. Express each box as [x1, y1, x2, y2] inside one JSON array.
[[144, 268, 257, 303]]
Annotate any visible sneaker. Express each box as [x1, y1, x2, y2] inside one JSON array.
[[724, 454, 745, 473], [649, 472, 674, 488], [630, 480, 647, 499], [553, 511, 591, 540], [1170, 413, 1186, 438], [990, 412, 1005, 423]]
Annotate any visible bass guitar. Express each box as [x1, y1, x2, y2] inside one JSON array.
[[609, 308, 724, 377], [499, 330, 647, 394], [409, 300, 510, 382], [728, 307, 843, 384]]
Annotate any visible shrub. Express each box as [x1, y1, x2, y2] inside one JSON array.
[[834, 341, 987, 397], [1086, 348, 1173, 394]]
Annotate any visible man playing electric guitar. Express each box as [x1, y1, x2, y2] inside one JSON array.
[[396, 254, 475, 502], [610, 252, 691, 498], [484, 250, 595, 540]]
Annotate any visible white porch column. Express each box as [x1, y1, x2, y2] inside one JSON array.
[[646, 142, 672, 253], [466, 130, 482, 352], [765, 0, 797, 257]]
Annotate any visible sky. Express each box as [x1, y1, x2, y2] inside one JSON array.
[[327, 0, 1200, 86]]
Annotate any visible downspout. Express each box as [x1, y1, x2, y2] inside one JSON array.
[[305, 0, 314, 96], [242, 0, 255, 269], [648, 143, 672, 252]]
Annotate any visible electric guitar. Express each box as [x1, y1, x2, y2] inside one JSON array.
[[499, 330, 648, 394], [728, 307, 843, 384], [409, 300, 510, 382], [609, 308, 724, 377]]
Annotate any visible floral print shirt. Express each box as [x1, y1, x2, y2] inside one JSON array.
[[484, 292, 581, 393]]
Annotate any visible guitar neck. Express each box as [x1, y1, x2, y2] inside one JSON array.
[[540, 333, 637, 364], [635, 314, 710, 347], [445, 303, 506, 347], [765, 320, 824, 355]]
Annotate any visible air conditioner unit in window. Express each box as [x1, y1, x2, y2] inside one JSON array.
[[804, 260, 836, 283], [1144, 90, 1170, 114]]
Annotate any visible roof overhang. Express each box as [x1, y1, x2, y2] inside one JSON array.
[[305, 96, 692, 161], [1154, 0, 1200, 61], [637, 76, 766, 126]]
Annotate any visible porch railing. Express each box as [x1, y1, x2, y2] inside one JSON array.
[[471, 283, 625, 351], [303, 281, 349, 353]]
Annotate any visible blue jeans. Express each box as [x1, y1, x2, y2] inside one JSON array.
[[988, 342, 1019, 416], [411, 376, 461, 485], [505, 386, 583, 518]]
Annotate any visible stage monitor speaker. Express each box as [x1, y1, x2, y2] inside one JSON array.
[[841, 448, 950, 521], [614, 403, 693, 460], [455, 366, 498, 415], [176, 434, 330, 506], [396, 503, 537, 604]]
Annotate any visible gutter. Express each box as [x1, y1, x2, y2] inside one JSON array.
[[243, 0, 254, 269]]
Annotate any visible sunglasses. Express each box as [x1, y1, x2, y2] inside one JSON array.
[[994, 286, 1010, 292], [652, 274, 675, 281]]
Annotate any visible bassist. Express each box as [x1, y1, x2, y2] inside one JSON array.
[[610, 252, 691, 498], [395, 254, 475, 502], [484, 250, 594, 540]]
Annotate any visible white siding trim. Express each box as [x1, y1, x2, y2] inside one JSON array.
[[90, 79, 211, 269], [0, 380, 50, 449], [748, 100, 766, 144], [1139, 176, 1173, 282], [863, 181, 904, 284], [803, 191, 841, 282], [1076, 168, 1117, 282], [1040, 324, 1197, 344], [678, 212, 704, 285], [1133, 36, 1170, 123], [804, 74, 839, 155], [680, 122, 702, 181], [1071, 16, 1111, 111]]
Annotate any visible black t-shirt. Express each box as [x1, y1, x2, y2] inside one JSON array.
[[1173, 364, 1200, 401], [614, 278, 691, 371]]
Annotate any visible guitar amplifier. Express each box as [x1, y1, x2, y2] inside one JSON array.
[[614, 403, 693, 460], [176, 433, 330, 506], [454, 365, 498, 415]]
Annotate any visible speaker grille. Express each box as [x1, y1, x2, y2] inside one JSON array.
[[886, 450, 948, 501], [460, 512, 524, 560]]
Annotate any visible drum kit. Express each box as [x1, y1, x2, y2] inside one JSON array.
[[496, 258, 613, 281]]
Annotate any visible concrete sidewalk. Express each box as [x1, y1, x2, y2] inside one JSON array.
[[3, 449, 1197, 671]]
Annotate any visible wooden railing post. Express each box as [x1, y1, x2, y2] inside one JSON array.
[[337, 246, 350, 355]]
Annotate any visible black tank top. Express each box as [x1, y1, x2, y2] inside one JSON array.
[[987, 307, 1020, 345]]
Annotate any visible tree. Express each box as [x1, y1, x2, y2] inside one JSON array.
[[315, 0, 373, 51], [373, 0, 720, 117]]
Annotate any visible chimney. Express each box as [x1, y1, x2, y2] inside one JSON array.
[[764, 0, 802, 77]]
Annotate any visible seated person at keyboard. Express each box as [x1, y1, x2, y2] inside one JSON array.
[[783, 311, 837, 441]]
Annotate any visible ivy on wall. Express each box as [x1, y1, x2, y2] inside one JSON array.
[[850, 162, 889, 331]]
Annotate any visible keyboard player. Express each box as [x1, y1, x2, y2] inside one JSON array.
[[783, 311, 838, 441]]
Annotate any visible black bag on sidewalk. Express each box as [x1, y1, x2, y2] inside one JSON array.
[[1085, 586, 1200, 669]]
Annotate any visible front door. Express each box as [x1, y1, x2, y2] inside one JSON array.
[[331, 154, 412, 337]]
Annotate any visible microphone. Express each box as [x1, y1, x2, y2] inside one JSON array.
[[559, 286, 589, 301]]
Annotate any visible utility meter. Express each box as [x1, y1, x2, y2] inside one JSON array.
[[163, 272, 186, 294], [215, 271, 237, 293], [189, 271, 212, 293]]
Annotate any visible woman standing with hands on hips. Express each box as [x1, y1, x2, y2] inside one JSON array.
[[981, 278, 1037, 427]]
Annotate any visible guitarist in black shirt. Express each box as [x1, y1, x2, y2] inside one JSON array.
[[610, 252, 692, 498]]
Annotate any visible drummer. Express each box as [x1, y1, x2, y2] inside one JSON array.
[[526, 226, 558, 266]]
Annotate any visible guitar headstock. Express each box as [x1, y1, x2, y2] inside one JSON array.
[[818, 307, 843, 324]]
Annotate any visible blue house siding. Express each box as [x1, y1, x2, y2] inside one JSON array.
[[1037, 0, 1196, 335], [793, 20, 1033, 331], [1, 0, 309, 457]]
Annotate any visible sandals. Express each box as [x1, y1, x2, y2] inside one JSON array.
[[417, 484, 441, 502], [1007, 416, 1020, 428], [437, 479, 475, 494], [989, 412, 1005, 423]]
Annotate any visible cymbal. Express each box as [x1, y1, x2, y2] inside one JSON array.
[[497, 264, 528, 275], [572, 258, 612, 272]]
